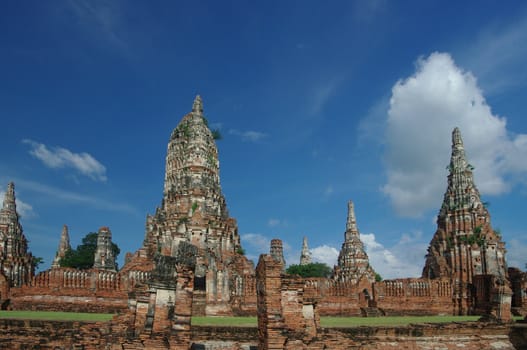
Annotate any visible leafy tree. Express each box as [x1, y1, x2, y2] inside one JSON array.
[[31, 256, 44, 272], [286, 263, 333, 278], [60, 232, 120, 270], [375, 273, 383, 282]]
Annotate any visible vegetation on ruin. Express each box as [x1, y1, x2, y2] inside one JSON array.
[[0, 311, 114, 322], [211, 128, 222, 140], [286, 263, 333, 278], [60, 232, 120, 270]]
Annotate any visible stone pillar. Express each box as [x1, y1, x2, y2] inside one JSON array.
[[492, 281, 513, 323], [256, 253, 320, 350], [171, 264, 194, 350], [256, 254, 286, 350]]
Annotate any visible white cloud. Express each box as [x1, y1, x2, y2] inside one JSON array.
[[0, 191, 36, 219], [228, 129, 268, 142], [362, 232, 427, 279], [23, 139, 107, 182], [14, 179, 137, 214], [241, 233, 270, 262], [268, 219, 280, 227], [383, 52, 527, 217], [311, 245, 339, 267]]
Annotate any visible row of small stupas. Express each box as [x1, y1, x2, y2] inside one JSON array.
[[0, 96, 522, 317]]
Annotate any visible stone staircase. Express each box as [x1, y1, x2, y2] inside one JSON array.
[[360, 307, 384, 317]]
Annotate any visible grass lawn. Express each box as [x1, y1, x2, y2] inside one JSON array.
[[0, 310, 115, 322], [192, 316, 257, 327], [0, 312, 522, 327]]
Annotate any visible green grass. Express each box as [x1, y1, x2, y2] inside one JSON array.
[[0, 313, 522, 327], [0, 311, 114, 322], [192, 316, 256, 327]]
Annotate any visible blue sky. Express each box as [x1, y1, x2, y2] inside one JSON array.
[[1, 1, 526, 278]]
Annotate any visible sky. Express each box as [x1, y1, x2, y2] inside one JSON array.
[[1, 1, 527, 279]]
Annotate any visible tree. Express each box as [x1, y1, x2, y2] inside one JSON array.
[[286, 263, 333, 278], [31, 256, 44, 272], [60, 232, 120, 270], [375, 272, 383, 282]]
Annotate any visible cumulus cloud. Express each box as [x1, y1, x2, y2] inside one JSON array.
[[383, 52, 527, 217], [23, 139, 107, 182], [241, 233, 270, 262], [362, 232, 427, 279], [0, 191, 36, 219], [311, 245, 339, 267], [228, 129, 267, 142]]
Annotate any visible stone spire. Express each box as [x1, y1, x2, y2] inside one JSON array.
[[345, 200, 359, 240], [93, 227, 116, 271], [0, 182, 18, 224], [192, 95, 203, 115], [0, 182, 33, 286], [299, 236, 312, 265], [423, 128, 507, 286], [137, 96, 250, 315], [52, 225, 71, 269], [334, 200, 376, 284]]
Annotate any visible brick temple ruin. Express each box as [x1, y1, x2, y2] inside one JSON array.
[[0, 96, 526, 325]]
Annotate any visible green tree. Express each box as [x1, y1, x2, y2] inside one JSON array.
[[286, 263, 333, 278], [31, 256, 44, 272], [375, 273, 383, 282], [60, 232, 120, 270]]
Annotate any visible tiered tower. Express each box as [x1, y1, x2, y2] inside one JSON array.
[[140, 95, 249, 315], [299, 236, 312, 265], [0, 182, 33, 287], [423, 128, 507, 283], [93, 227, 117, 271], [51, 225, 71, 269], [333, 201, 376, 284]]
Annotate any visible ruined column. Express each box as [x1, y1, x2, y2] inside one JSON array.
[[256, 254, 286, 350]]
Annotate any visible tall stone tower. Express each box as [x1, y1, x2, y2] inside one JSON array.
[[93, 227, 117, 271], [140, 95, 249, 315], [423, 128, 507, 283], [51, 225, 71, 269], [0, 182, 33, 287], [299, 236, 312, 265], [333, 201, 376, 284]]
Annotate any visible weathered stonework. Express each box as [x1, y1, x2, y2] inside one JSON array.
[[129, 95, 253, 315], [93, 226, 117, 271], [0, 182, 33, 291], [423, 128, 508, 315], [51, 224, 70, 269], [333, 201, 376, 285], [509, 267, 527, 316]]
